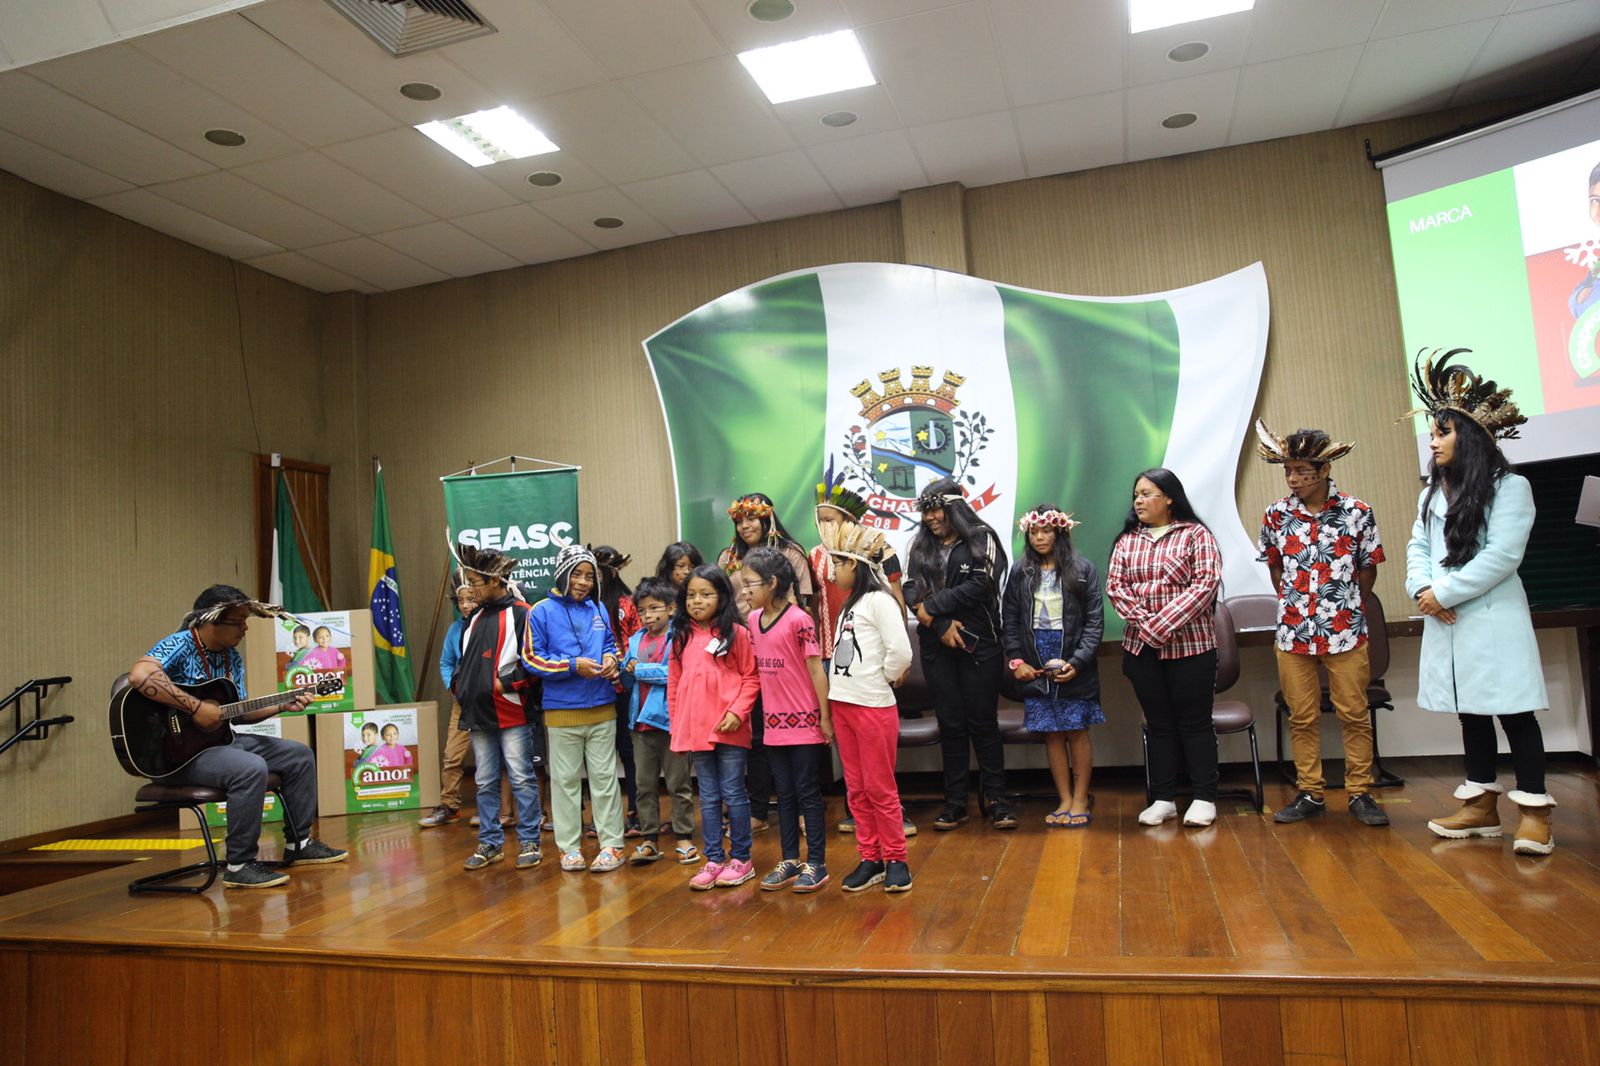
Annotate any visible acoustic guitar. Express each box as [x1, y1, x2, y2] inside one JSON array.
[[109, 675, 343, 780]]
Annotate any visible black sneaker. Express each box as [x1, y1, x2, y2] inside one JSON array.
[[284, 839, 348, 865], [1348, 793, 1390, 827], [932, 806, 968, 832], [841, 860, 886, 892], [223, 862, 290, 889], [761, 859, 803, 891], [516, 840, 543, 869], [1273, 791, 1327, 824], [989, 799, 1019, 831], [624, 813, 643, 839], [883, 861, 913, 893], [794, 862, 829, 894]]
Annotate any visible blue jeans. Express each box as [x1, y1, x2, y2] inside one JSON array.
[[471, 725, 542, 847], [693, 745, 751, 864]]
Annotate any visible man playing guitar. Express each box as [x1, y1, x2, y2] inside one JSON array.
[[126, 585, 348, 889]]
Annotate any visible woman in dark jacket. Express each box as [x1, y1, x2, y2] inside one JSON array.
[[1001, 505, 1104, 827]]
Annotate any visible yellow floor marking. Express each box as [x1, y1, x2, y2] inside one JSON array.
[[31, 837, 222, 852]]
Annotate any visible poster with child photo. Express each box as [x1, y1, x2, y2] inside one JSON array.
[[275, 610, 355, 712], [344, 709, 420, 813]]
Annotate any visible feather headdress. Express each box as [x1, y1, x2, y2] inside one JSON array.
[[446, 531, 518, 581], [181, 596, 288, 630], [1399, 347, 1526, 440], [727, 494, 775, 521], [815, 456, 870, 521], [820, 518, 889, 573], [1253, 419, 1355, 465]]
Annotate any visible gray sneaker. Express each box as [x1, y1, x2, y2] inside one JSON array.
[[418, 805, 460, 828], [464, 843, 503, 871], [283, 839, 348, 865], [222, 862, 290, 889], [516, 840, 542, 869]]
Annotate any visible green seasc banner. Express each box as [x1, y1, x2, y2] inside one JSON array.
[[644, 263, 1274, 638], [442, 468, 580, 603]]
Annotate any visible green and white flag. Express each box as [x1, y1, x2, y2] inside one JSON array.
[[270, 472, 324, 614], [643, 262, 1272, 636]]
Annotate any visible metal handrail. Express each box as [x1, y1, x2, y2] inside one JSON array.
[[0, 676, 73, 758]]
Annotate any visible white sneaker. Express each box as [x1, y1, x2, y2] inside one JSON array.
[[1137, 800, 1178, 826], [1183, 800, 1217, 827]]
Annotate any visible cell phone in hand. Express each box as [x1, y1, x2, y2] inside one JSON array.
[[960, 629, 979, 653]]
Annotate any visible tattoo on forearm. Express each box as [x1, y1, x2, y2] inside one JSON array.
[[134, 668, 200, 713]]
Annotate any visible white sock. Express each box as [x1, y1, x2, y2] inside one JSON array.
[[296, 837, 311, 849], [227, 863, 245, 872]]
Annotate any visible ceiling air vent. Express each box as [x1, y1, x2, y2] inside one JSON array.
[[325, 0, 496, 57]]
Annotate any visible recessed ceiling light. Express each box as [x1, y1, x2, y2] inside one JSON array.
[[204, 128, 246, 147], [747, 0, 795, 21], [415, 106, 558, 167], [1167, 41, 1210, 62], [399, 82, 442, 101], [1162, 112, 1198, 129], [738, 30, 876, 105], [1130, 0, 1254, 34], [819, 110, 858, 128], [526, 171, 563, 187], [593, 217, 624, 229]]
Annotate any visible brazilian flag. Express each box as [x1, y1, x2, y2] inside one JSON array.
[[368, 459, 414, 703]]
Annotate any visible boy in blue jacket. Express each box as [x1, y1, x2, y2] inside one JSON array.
[[620, 579, 699, 865], [524, 545, 624, 873]]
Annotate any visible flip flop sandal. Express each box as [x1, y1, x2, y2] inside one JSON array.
[[1065, 811, 1093, 828], [1045, 809, 1073, 827]]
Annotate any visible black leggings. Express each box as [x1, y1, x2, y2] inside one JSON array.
[[747, 699, 773, 821], [767, 742, 827, 864], [1460, 712, 1545, 795], [922, 643, 1006, 806], [1124, 646, 1218, 803], [613, 694, 637, 815]]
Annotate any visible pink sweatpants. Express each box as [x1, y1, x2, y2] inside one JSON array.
[[832, 700, 906, 863]]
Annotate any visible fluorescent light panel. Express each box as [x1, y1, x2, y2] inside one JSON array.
[[737, 29, 876, 105], [1129, 0, 1254, 34], [415, 106, 558, 167]]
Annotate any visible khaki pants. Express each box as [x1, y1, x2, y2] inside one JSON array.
[[1276, 644, 1374, 798], [549, 718, 625, 854], [440, 700, 513, 817]]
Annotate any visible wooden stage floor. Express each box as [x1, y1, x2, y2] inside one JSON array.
[[4, 756, 1600, 1065]]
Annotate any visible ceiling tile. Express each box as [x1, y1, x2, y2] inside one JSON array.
[[990, 0, 1123, 107], [1014, 91, 1124, 178], [619, 169, 756, 234], [149, 170, 356, 247], [1454, 0, 1600, 104], [101, 1, 252, 34], [371, 221, 522, 278], [322, 128, 519, 218], [0, 127, 132, 199], [907, 110, 1026, 187], [540, 0, 724, 78], [245, 250, 375, 293], [438, 0, 608, 99], [532, 187, 674, 249], [298, 236, 451, 291], [843, 0, 970, 22], [771, 83, 906, 147], [623, 57, 797, 167], [522, 84, 700, 184], [1337, 20, 1497, 124], [690, 0, 853, 52], [233, 151, 434, 233], [476, 151, 612, 203], [1507, 0, 1573, 10], [804, 129, 929, 206], [451, 204, 597, 263], [241, 0, 502, 125], [858, 4, 1010, 126], [0, 72, 214, 185], [711, 149, 845, 221], [1373, 0, 1510, 39], [30, 43, 303, 167], [0, 0, 110, 68], [89, 188, 283, 259], [133, 14, 395, 148], [1228, 45, 1365, 146], [1124, 68, 1239, 162], [1245, 0, 1387, 63], [1124, 11, 1251, 87]]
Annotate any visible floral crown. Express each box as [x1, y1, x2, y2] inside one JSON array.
[[1399, 347, 1526, 441], [726, 496, 774, 522], [1018, 509, 1079, 532], [1253, 418, 1354, 465]]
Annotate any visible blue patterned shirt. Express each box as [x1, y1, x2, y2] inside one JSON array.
[[145, 630, 246, 696]]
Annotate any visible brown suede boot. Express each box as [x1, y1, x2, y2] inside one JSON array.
[[1427, 782, 1502, 838], [1508, 791, 1555, 855]]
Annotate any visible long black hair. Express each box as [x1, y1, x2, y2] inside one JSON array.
[[1021, 502, 1083, 598], [593, 545, 632, 639], [742, 546, 797, 601], [654, 541, 703, 585], [835, 551, 894, 622], [907, 477, 1007, 598], [1117, 468, 1208, 539], [672, 564, 743, 659], [1422, 409, 1512, 567], [726, 492, 805, 561]]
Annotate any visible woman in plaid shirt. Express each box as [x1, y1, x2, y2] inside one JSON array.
[[1106, 468, 1223, 828]]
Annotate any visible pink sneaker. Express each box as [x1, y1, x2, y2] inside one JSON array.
[[715, 859, 755, 887], [689, 861, 724, 891]]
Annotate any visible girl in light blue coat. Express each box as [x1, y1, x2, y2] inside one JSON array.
[[1402, 349, 1553, 855]]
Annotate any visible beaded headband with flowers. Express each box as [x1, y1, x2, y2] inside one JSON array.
[[914, 487, 967, 513], [1018, 509, 1080, 533], [726, 495, 775, 522], [1398, 347, 1526, 441]]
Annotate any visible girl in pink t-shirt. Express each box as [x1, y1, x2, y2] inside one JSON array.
[[742, 547, 832, 894]]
